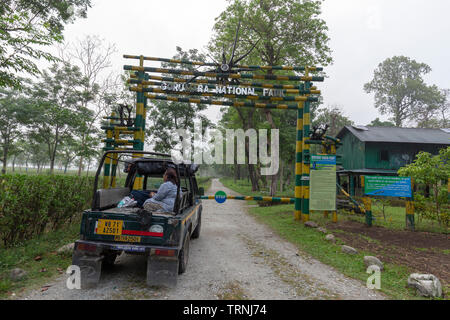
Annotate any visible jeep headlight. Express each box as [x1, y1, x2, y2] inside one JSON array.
[[149, 224, 164, 233]]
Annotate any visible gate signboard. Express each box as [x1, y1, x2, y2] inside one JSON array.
[[310, 155, 336, 211], [364, 176, 412, 198]]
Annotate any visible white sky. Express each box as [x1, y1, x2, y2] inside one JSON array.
[[59, 0, 450, 126]]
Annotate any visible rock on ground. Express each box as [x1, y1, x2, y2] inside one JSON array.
[[407, 273, 442, 298], [317, 227, 327, 234], [304, 221, 319, 228], [341, 245, 358, 255], [325, 234, 335, 242], [10, 268, 27, 281], [364, 256, 384, 271], [57, 243, 75, 254]]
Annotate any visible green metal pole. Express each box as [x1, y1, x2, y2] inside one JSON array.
[[301, 80, 311, 222]]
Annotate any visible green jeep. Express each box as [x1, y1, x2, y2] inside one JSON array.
[[72, 151, 203, 288]]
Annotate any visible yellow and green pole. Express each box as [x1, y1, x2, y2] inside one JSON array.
[[294, 98, 304, 221], [103, 112, 115, 189], [301, 73, 311, 222]]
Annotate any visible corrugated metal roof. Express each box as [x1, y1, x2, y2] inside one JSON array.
[[336, 126, 450, 144]]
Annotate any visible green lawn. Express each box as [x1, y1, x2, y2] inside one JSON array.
[[220, 178, 446, 300], [0, 216, 82, 299]]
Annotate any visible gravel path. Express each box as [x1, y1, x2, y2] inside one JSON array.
[[19, 179, 385, 300]]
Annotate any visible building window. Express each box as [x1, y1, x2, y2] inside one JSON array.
[[380, 150, 389, 161]]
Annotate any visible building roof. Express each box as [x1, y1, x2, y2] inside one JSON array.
[[336, 126, 450, 144]]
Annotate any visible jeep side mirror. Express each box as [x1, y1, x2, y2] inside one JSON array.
[[198, 187, 204, 196]]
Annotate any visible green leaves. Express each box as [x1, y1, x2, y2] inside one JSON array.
[[0, 174, 94, 247], [0, 0, 92, 89], [364, 56, 445, 127]]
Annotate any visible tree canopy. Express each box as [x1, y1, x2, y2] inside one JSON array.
[[0, 0, 91, 89], [364, 56, 445, 127]]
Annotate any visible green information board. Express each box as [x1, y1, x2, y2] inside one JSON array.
[[364, 176, 412, 198], [310, 155, 336, 211]]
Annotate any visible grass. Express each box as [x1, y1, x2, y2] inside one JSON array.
[[220, 178, 440, 300], [0, 215, 83, 299]]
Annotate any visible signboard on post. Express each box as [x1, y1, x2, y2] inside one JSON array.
[[310, 155, 336, 211], [364, 176, 412, 198]]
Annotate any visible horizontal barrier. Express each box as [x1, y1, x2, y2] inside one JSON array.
[[131, 86, 316, 102], [144, 93, 313, 109], [129, 81, 320, 95], [129, 75, 319, 90], [200, 195, 295, 203], [123, 54, 323, 72], [124, 65, 324, 82]]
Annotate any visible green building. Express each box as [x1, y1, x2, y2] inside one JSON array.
[[335, 126, 450, 196]]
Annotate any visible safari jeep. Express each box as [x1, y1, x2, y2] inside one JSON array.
[[72, 151, 203, 288]]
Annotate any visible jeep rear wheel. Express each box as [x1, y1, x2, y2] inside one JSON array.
[[178, 232, 190, 274]]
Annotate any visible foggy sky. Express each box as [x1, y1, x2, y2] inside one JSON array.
[[60, 0, 450, 126]]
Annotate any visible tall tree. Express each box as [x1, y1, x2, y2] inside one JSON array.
[[28, 62, 94, 173], [364, 56, 444, 127], [0, 0, 91, 89], [146, 47, 213, 153], [312, 105, 354, 137], [0, 88, 28, 173], [60, 35, 117, 175], [367, 117, 395, 127], [209, 0, 332, 194]]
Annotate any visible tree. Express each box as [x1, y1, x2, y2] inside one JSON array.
[[60, 35, 117, 175], [0, 0, 91, 89], [146, 47, 213, 153], [364, 56, 444, 127], [209, 0, 332, 194], [312, 104, 354, 137], [367, 117, 395, 127], [27, 61, 94, 173], [0, 88, 28, 173], [398, 147, 450, 227]]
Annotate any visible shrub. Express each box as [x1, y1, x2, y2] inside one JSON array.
[[0, 174, 94, 247]]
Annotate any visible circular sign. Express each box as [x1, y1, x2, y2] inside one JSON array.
[[214, 191, 227, 204], [220, 64, 230, 72]]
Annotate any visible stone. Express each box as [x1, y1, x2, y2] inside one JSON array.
[[317, 227, 327, 234], [325, 234, 335, 242], [341, 245, 358, 255], [57, 242, 75, 254], [407, 273, 442, 298], [304, 221, 319, 228], [10, 268, 27, 281], [364, 256, 384, 271]]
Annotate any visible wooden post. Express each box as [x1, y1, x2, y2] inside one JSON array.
[[363, 197, 372, 227], [406, 178, 415, 231]]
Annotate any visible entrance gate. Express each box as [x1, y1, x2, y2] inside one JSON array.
[[102, 53, 341, 223]]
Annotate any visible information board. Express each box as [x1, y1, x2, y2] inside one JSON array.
[[310, 155, 336, 211], [364, 176, 412, 198]]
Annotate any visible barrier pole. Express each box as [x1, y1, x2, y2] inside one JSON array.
[[103, 112, 115, 189], [301, 70, 311, 222], [294, 98, 304, 221], [132, 55, 145, 190]]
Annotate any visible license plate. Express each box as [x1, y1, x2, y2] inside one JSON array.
[[114, 235, 141, 243], [96, 219, 123, 235]]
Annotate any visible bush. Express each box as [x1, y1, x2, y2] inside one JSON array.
[[0, 174, 94, 247]]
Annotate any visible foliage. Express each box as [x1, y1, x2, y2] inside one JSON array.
[[26, 61, 94, 173], [0, 174, 93, 247], [398, 147, 450, 226], [0, 88, 29, 173], [209, 0, 332, 193], [367, 117, 395, 127], [312, 104, 354, 137], [364, 56, 445, 127], [146, 47, 214, 153], [0, 0, 91, 89]]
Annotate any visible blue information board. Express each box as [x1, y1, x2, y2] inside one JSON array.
[[364, 176, 412, 198]]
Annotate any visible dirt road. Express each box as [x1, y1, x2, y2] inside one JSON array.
[[20, 179, 384, 300]]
